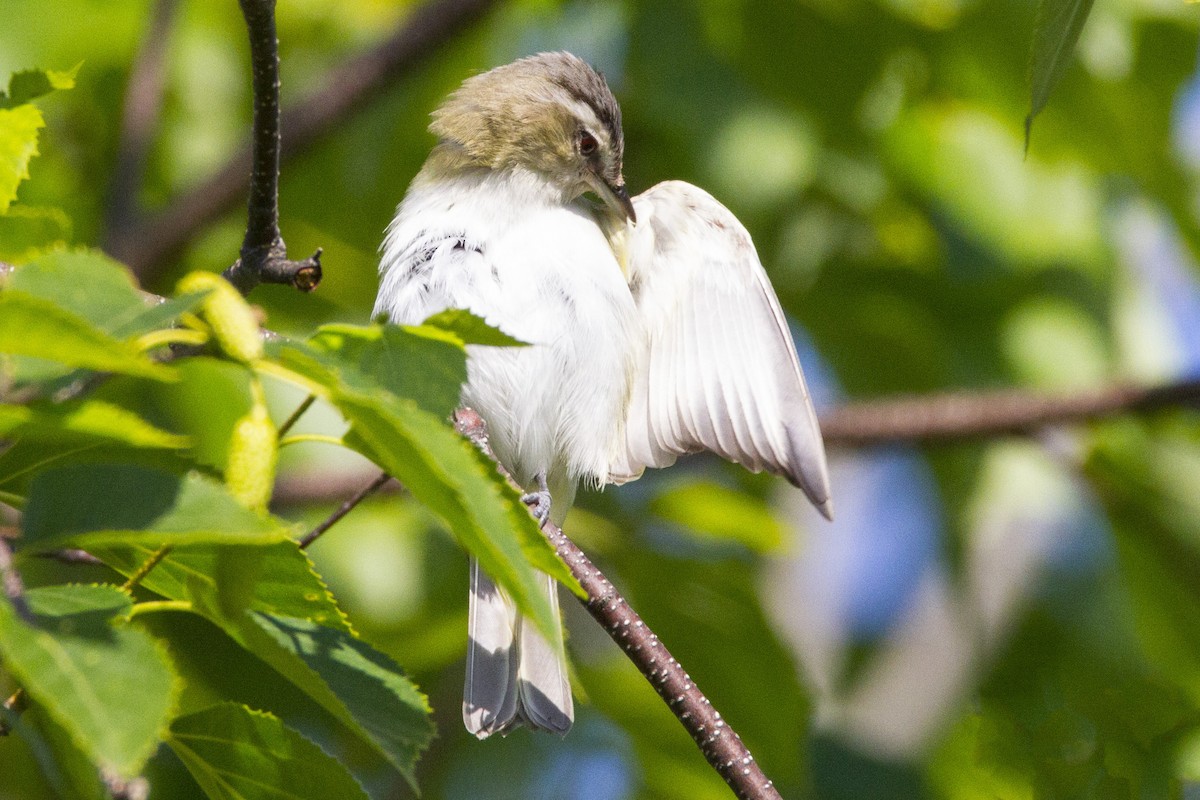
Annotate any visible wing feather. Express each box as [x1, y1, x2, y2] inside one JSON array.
[[611, 181, 832, 517]]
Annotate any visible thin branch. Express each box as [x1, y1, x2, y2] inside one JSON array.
[[105, 0, 502, 283], [298, 471, 394, 549], [0, 537, 32, 624], [102, 0, 181, 245], [222, 0, 321, 295], [818, 378, 1200, 448], [276, 394, 316, 438], [0, 537, 31, 738], [452, 408, 782, 800]]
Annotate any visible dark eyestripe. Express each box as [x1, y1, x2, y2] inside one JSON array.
[[537, 55, 623, 154]]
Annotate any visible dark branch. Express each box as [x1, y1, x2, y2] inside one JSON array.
[[298, 471, 395, 549], [818, 378, 1200, 448], [222, 0, 321, 295], [101, 0, 181, 245], [452, 408, 782, 800], [106, 0, 501, 283]]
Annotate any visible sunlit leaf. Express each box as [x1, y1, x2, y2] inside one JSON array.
[[0, 291, 175, 381], [95, 541, 434, 787], [168, 703, 369, 800], [269, 339, 581, 637], [0, 104, 43, 214], [418, 308, 528, 347], [0, 400, 189, 449], [306, 322, 467, 417], [0, 584, 177, 777]]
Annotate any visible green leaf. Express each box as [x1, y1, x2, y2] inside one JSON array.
[[96, 542, 434, 787], [168, 703, 369, 800], [0, 400, 189, 449], [271, 340, 581, 638], [20, 464, 290, 550], [0, 104, 44, 214], [3, 706, 108, 800], [271, 348, 563, 631], [0, 205, 71, 261], [9, 250, 148, 334], [0, 290, 175, 381], [1025, 0, 1096, 149], [97, 542, 350, 631], [307, 322, 468, 417], [0, 65, 79, 108], [418, 308, 528, 347], [650, 480, 786, 553], [0, 584, 178, 777], [248, 613, 434, 785]]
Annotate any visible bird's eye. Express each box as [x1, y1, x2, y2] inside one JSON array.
[[579, 130, 598, 156]]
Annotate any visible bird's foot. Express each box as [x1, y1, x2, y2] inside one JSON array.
[[521, 473, 552, 526]]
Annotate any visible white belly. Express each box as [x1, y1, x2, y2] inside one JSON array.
[[376, 188, 638, 497]]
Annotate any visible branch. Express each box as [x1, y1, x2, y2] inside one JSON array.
[[222, 0, 321, 296], [818, 378, 1200, 447], [101, 0, 181, 244], [452, 408, 782, 800], [298, 471, 395, 549], [105, 0, 502, 283]]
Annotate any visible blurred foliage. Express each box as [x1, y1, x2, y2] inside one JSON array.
[[2, 0, 1200, 798]]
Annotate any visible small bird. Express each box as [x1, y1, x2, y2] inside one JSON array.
[[375, 52, 831, 739]]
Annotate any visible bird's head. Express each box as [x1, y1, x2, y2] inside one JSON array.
[[429, 51, 635, 222]]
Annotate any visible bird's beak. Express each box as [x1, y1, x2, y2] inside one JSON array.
[[588, 174, 637, 224]]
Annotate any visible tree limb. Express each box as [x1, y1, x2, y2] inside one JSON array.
[[105, 0, 502, 283], [222, 0, 322, 295], [817, 378, 1200, 448], [452, 408, 783, 800]]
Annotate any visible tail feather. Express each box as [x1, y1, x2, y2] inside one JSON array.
[[516, 572, 573, 733], [463, 559, 573, 738]]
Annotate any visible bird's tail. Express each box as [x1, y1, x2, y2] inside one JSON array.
[[463, 559, 573, 738]]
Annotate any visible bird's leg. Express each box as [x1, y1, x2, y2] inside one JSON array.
[[521, 472, 552, 526]]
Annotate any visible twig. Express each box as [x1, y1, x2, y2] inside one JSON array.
[[276, 394, 316, 438], [102, 0, 181, 245], [452, 408, 782, 800], [0, 537, 32, 624], [818, 378, 1200, 447], [106, 0, 502, 282], [0, 537, 31, 737], [34, 549, 106, 567], [222, 0, 322, 295], [299, 471, 394, 549]]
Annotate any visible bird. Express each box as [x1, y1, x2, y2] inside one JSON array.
[[374, 51, 831, 739]]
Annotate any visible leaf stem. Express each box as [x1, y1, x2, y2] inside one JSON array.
[[278, 433, 345, 449], [135, 327, 209, 352], [127, 599, 193, 619]]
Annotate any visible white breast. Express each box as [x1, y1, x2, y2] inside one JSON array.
[[375, 171, 639, 497]]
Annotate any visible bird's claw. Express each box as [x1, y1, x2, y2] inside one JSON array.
[[521, 490, 552, 526], [521, 473, 552, 526]]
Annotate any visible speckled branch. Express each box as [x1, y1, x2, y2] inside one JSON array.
[[222, 0, 322, 296], [452, 408, 782, 800]]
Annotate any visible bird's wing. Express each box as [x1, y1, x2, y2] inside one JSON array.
[[610, 180, 832, 517]]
